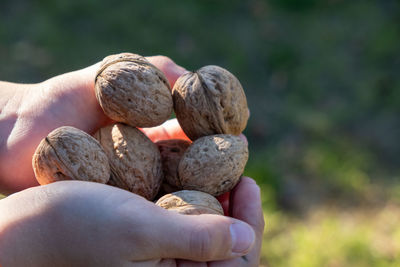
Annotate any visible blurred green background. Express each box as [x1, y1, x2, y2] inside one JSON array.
[[1, 0, 400, 265]]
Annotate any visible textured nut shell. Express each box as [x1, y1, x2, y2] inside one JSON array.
[[32, 126, 110, 185], [94, 123, 163, 200], [178, 134, 248, 196], [95, 53, 173, 127], [173, 65, 248, 140], [156, 139, 191, 189], [156, 190, 223, 215]]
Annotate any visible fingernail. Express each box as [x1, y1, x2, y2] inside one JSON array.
[[230, 222, 255, 254]]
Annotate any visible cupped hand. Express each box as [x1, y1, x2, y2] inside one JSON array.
[[0, 54, 264, 266], [0, 178, 263, 267], [0, 55, 186, 194]]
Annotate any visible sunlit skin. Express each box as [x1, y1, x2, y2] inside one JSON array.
[[0, 56, 264, 266]]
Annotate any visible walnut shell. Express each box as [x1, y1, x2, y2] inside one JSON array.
[[155, 190, 223, 215], [173, 65, 248, 140], [94, 123, 163, 200], [156, 139, 191, 190], [95, 53, 173, 127], [32, 126, 110, 185], [178, 134, 248, 196]]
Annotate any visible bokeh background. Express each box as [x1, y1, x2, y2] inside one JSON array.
[[1, 0, 400, 265]]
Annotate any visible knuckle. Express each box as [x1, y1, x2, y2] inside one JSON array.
[[151, 55, 174, 67], [159, 55, 173, 64], [189, 225, 215, 260]]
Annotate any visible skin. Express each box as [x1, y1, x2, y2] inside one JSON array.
[[0, 56, 264, 266]]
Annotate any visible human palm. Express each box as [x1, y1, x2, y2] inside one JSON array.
[[0, 56, 186, 194]]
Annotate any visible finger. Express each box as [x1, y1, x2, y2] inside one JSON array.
[[208, 256, 251, 267], [140, 118, 190, 142], [140, 119, 247, 144], [159, 213, 255, 261], [176, 260, 208, 267], [146, 56, 187, 88], [176, 254, 252, 267], [230, 177, 264, 235], [125, 259, 176, 267], [228, 177, 265, 267], [176, 253, 254, 267], [131, 208, 256, 262]]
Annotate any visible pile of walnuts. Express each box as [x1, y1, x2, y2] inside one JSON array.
[[32, 53, 249, 215]]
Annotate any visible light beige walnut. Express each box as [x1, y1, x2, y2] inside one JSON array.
[[155, 190, 223, 215], [156, 139, 191, 192], [178, 134, 248, 196], [32, 126, 110, 185], [94, 123, 163, 200], [95, 53, 173, 127], [172, 65, 248, 140]]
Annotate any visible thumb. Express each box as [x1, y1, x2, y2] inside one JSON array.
[[152, 210, 256, 261]]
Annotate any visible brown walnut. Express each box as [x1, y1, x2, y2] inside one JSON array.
[[156, 139, 191, 193], [155, 190, 223, 215], [32, 126, 110, 185], [94, 123, 163, 200], [178, 134, 248, 196], [95, 53, 173, 127], [172, 65, 248, 140]]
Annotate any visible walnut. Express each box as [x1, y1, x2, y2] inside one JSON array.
[[172, 65, 248, 140], [178, 134, 248, 196], [155, 190, 224, 215], [94, 123, 163, 200], [156, 139, 191, 192], [95, 53, 173, 127], [32, 126, 110, 185]]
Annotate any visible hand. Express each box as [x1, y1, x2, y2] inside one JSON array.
[[0, 55, 186, 194], [173, 177, 264, 267], [0, 54, 264, 266], [0, 178, 262, 266]]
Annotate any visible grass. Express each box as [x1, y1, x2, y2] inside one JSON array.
[[260, 201, 400, 266], [246, 150, 400, 266]]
